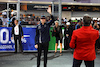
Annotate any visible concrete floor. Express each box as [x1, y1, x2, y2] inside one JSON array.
[[0, 52, 100, 67]]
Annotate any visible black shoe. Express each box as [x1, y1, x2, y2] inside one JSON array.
[[21, 52, 24, 54], [14, 52, 17, 54], [59, 53, 62, 56], [54, 52, 57, 56]]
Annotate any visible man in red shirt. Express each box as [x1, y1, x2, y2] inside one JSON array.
[[70, 14, 99, 67]]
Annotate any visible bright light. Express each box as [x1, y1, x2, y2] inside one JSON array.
[[71, 3, 73, 4], [30, 1, 32, 3], [90, 3, 93, 5]]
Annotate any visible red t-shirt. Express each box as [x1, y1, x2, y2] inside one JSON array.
[[70, 26, 99, 61]]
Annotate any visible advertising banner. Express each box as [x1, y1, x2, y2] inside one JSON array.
[[0, 27, 65, 52], [0, 27, 37, 52]]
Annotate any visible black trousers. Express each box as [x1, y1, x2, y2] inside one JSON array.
[[72, 58, 94, 67], [56, 37, 62, 43], [37, 42, 49, 67], [96, 37, 100, 49], [14, 35, 23, 53], [64, 37, 70, 50]]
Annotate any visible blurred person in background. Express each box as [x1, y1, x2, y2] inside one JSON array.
[[29, 18, 34, 25], [0, 18, 2, 26], [91, 19, 94, 26], [52, 21, 63, 56], [74, 19, 78, 25], [70, 14, 99, 67], [0, 13, 3, 26], [93, 21, 100, 51], [11, 20, 24, 53], [33, 18, 38, 25], [24, 18, 29, 25], [32, 18, 38, 25], [20, 18, 25, 25], [2, 12, 8, 27], [93, 22, 99, 30], [64, 18, 67, 24], [97, 20, 100, 25], [64, 22, 73, 50], [11, 12, 17, 26], [25, 18, 29, 22], [97, 20, 100, 27], [80, 19, 83, 26], [75, 22, 81, 30]]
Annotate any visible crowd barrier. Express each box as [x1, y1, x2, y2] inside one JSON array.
[[0, 27, 65, 52]]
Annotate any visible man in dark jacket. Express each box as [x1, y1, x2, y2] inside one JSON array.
[[64, 22, 73, 50], [35, 7, 54, 67], [11, 20, 24, 53]]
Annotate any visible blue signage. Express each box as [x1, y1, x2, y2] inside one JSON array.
[[0, 27, 37, 52]]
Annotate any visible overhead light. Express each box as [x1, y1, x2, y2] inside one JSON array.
[[71, 3, 73, 4], [30, 1, 32, 3], [90, 3, 93, 5], [51, 2, 54, 4]]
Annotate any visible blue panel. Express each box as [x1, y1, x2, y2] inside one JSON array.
[[0, 27, 37, 52]]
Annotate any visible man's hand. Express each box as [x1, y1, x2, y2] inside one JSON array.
[[66, 34, 69, 37], [11, 37, 13, 40], [47, 6, 52, 14], [21, 36, 24, 39], [97, 25, 99, 29], [35, 44, 38, 49]]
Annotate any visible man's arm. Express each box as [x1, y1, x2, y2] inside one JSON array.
[[47, 6, 54, 26], [34, 26, 39, 49], [69, 31, 77, 48], [35, 26, 39, 45], [21, 26, 23, 36], [47, 15, 54, 26], [20, 25, 24, 38], [11, 27, 14, 37]]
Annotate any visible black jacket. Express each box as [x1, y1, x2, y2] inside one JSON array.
[[35, 15, 54, 44], [11, 25, 23, 37], [11, 16, 17, 26], [52, 26, 63, 39], [64, 25, 73, 38]]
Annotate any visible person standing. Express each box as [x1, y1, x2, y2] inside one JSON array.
[[11, 12, 17, 26], [93, 22, 99, 30], [70, 14, 99, 67], [64, 18, 67, 24], [11, 20, 24, 53], [93, 21, 100, 51], [2, 12, 8, 27], [75, 22, 81, 30], [52, 21, 63, 56], [64, 22, 73, 50], [35, 6, 54, 67]]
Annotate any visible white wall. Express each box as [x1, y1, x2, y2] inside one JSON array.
[[62, 11, 71, 20]]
